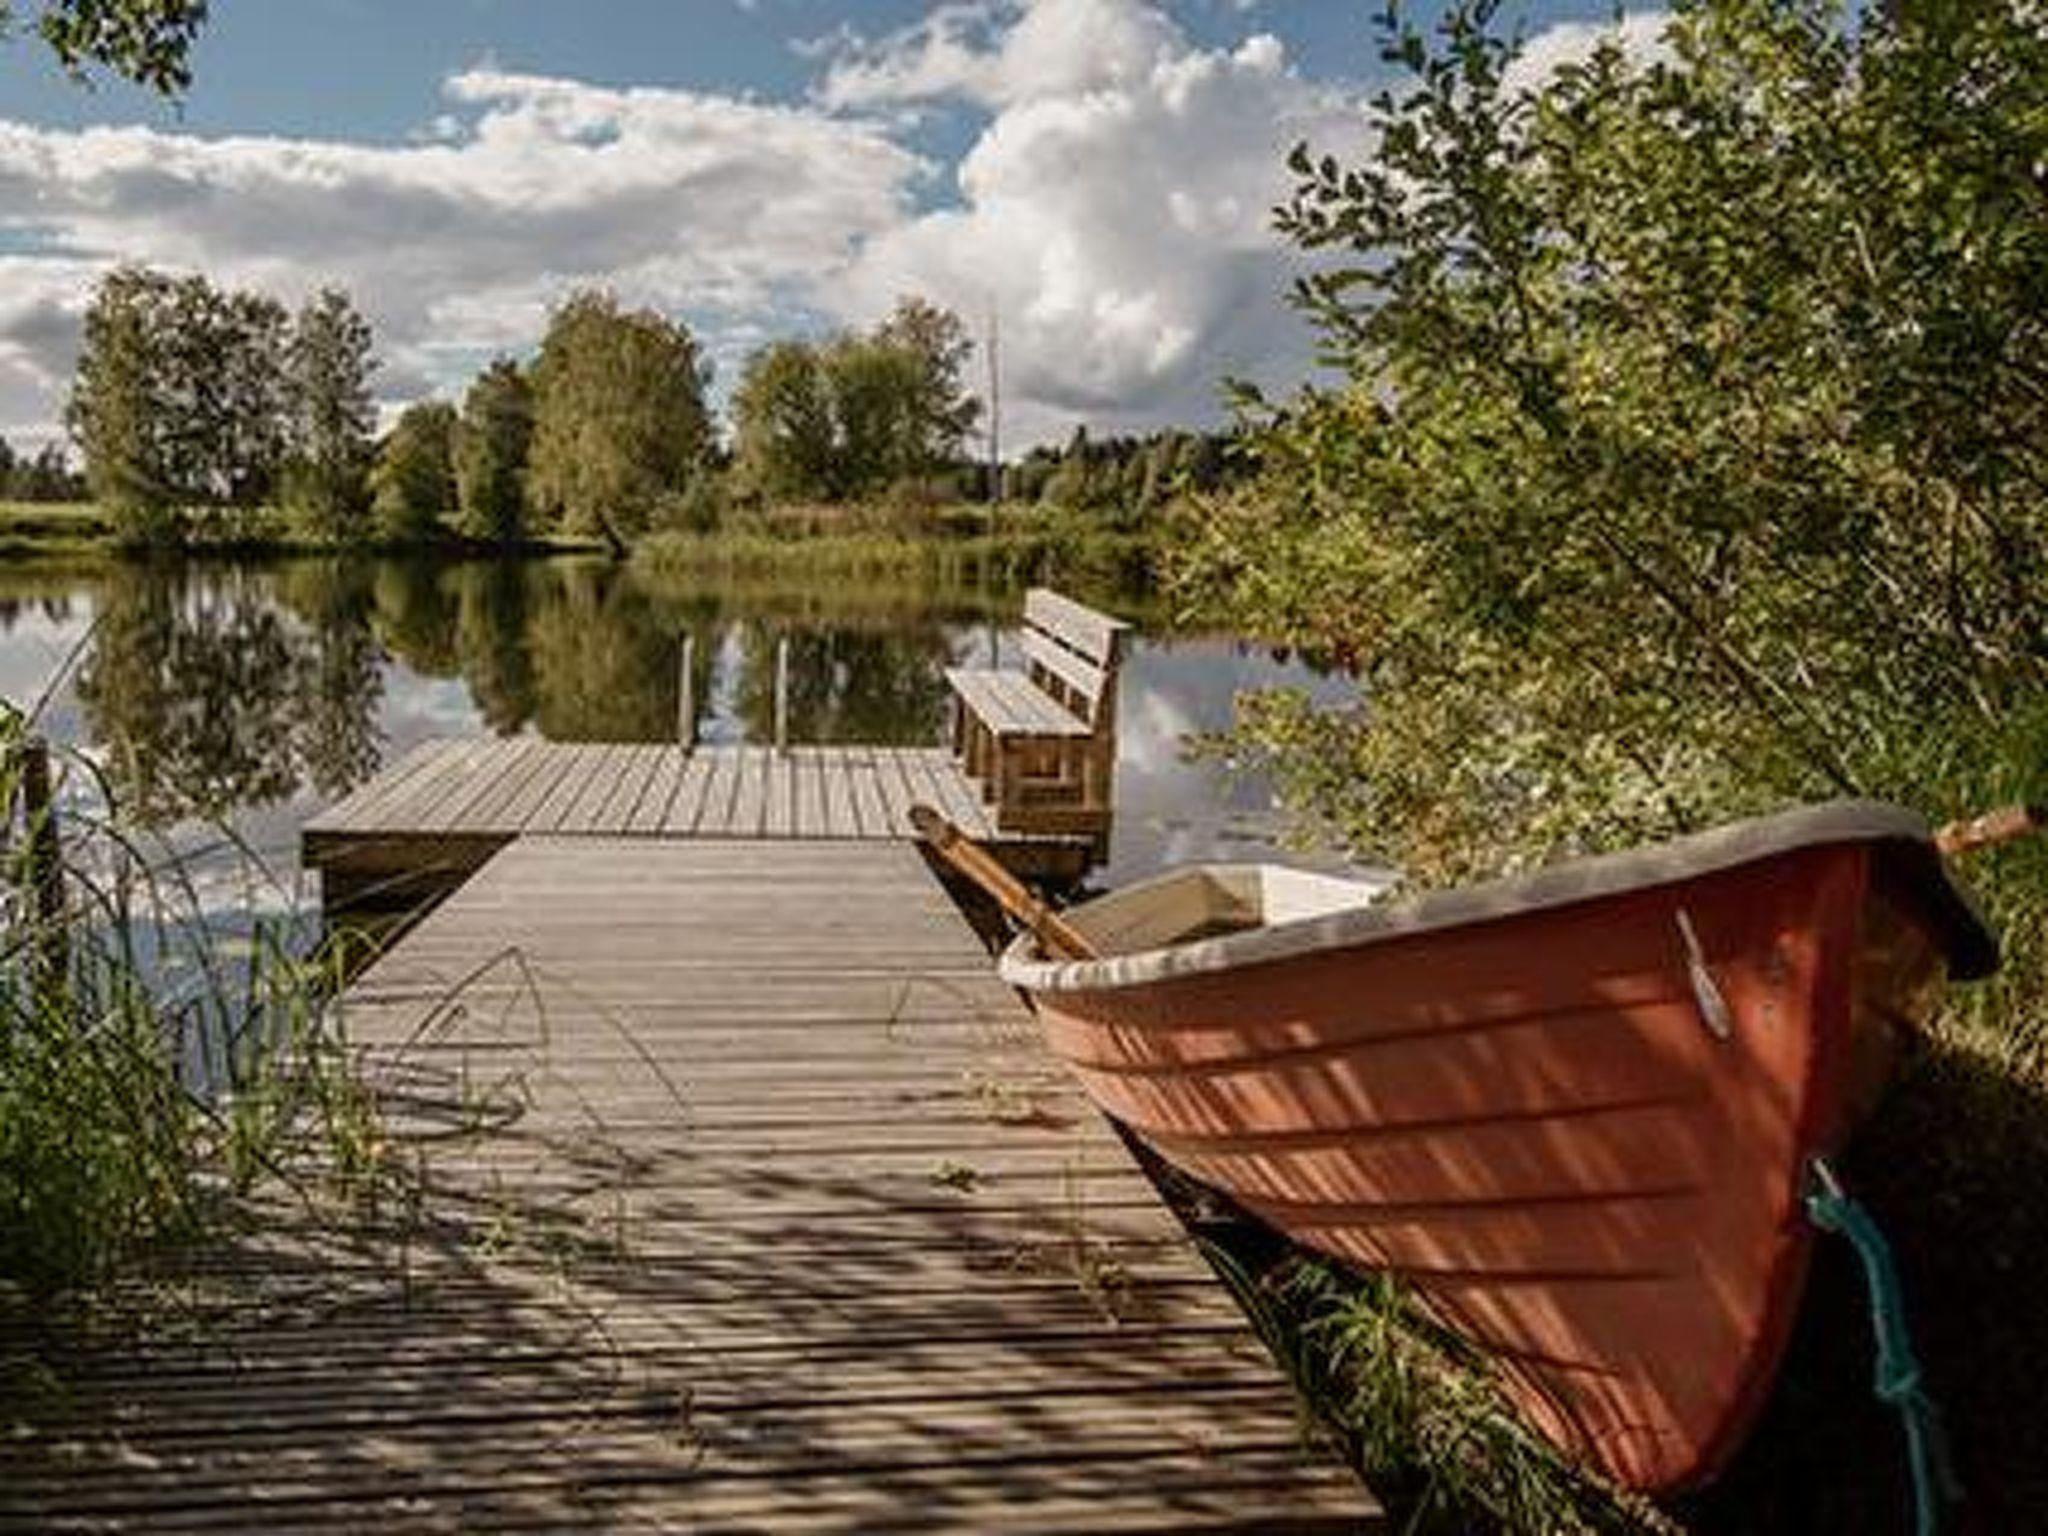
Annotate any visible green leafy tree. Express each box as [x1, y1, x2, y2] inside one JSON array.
[[526, 291, 710, 539], [453, 358, 534, 544], [820, 333, 925, 500], [732, 340, 838, 502], [369, 399, 457, 542], [67, 266, 291, 537], [730, 298, 981, 504], [871, 295, 981, 487], [1187, 0, 2047, 883], [281, 287, 377, 540], [5, 0, 207, 92], [67, 265, 176, 539]]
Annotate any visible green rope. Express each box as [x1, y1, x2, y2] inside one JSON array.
[[1805, 1156, 1958, 1536]]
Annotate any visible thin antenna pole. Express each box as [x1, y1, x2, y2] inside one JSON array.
[[986, 304, 1001, 510]]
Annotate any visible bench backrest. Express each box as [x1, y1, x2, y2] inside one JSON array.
[[1020, 588, 1129, 733]]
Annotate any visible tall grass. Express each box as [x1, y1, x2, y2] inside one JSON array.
[[0, 725, 392, 1310], [1206, 1244, 1683, 1535]]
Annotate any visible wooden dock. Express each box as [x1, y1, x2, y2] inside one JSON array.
[[5, 829, 1374, 1528], [305, 741, 1097, 908]]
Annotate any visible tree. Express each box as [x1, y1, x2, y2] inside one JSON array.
[[729, 298, 981, 505], [369, 400, 456, 542], [282, 287, 376, 540], [6, 0, 208, 92], [526, 291, 710, 539], [67, 265, 175, 539], [1173, 5, 2048, 1524], [454, 359, 534, 544], [212, 288, 291, 506], [732, 341, 837, 502], [820, 332, 926, 500], [872, 295, 981, 486], [66, 265, 291, 537], [1186, 0, 2048, 882]]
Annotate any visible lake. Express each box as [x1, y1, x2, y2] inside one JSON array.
[[0, 555, 1361, 941]]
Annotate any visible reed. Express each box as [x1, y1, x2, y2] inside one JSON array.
[[0, 727, 399, 1309]]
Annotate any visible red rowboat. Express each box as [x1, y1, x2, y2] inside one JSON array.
[[997, 801, 1998, 1491]]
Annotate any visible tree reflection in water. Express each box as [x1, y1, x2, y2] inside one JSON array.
[[78, 563, 384, 826], [68, 556, 988, 826]]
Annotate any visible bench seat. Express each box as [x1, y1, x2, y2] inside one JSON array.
[[943, 668, 1092, 739], [943, 589, 1128, 840]]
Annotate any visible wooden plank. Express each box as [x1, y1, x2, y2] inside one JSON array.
[[523, 743, 606, 834], [305, 738, 455, 833], [659, 752, 713, 834], [1025, 586, 1130, 666], [597, 743, 668, 830], [624, 746, 688, 834], [795, 747, 828, 837], [436, 736, 546, 833], [727, 745, 769, 837], [691, 745, 737, 833], [820, 745, 859, 838], [1022, 628, 1110, 714], [497, 742, 583, 832], [552, 743, 632, 833], [762, 747, 795, 837], [870, 747, 920, 837], [338, 737, 488, 834], [846, 745, 892, 836]]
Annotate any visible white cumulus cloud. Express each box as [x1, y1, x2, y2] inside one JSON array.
[[820, 0, 1367, 444], [0, 72, 921, 441]]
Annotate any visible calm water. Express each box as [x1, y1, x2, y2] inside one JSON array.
[[0, 556, 1360, 932]]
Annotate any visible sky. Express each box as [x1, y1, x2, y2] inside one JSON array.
[[0, 0, 1646, 453]]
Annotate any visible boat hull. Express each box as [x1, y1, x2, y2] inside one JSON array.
[[1001, 807, 1993, 1491]]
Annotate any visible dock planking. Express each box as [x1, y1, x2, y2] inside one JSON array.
[[1, 837, 1374, 1532], [303, 741, 1097, 903]]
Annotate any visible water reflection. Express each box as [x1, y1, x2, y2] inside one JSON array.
[[1, 556, 1358, 887], [75, 563, 385, 826]]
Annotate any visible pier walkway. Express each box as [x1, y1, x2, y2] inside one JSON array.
[[304, 740, 1096, 906], [4, 829, 1373, 1529]]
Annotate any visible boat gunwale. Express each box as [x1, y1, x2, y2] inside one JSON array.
[[1000, 799, 1998, 996]]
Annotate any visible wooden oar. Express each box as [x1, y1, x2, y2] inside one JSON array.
[[909, 804, 1099, 961], [1935, 803, 2043, 858]]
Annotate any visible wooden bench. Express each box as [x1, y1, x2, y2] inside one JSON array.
[[945, 589, 1129, 838]]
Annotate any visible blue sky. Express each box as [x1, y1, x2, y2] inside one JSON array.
[[0, 0, 1636, 449]]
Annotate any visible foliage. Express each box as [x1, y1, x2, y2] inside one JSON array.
[[67, 267, 290, 542], [0, 436, 88, 503], [1175, 0, 2048, 1522], [1182, 0, 2046, 891], [1212, 1247, 1679, 1534], [731, 340, 838, 503], [526, 291, 710, 539], [731, 297, 981, 505], [1014, 424, 1238, 515], [370, 400, 457, 542], [63, 267, 379, 545], [0, 725, 387, 1303], [4, 0, 207, 92], [454, 359, 535, 545], [281, 288, 377, 541]]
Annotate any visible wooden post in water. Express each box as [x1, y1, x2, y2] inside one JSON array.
[[677, 633, 697, 753], [18, 736, 66, 994], [773, 636, 791, 756]]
